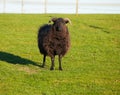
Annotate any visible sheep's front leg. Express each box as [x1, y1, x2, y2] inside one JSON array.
[[59, 55, 63, 70], [42, 54, 46, 67], [50, 56, 55, 70]]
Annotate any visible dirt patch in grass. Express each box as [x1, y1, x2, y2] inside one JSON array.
[[18, 66, 38, 74]]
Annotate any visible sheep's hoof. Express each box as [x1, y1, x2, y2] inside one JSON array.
[[41, 65, 45, 68], [59, 68, 63, 71], [50, 67, 54, 70]]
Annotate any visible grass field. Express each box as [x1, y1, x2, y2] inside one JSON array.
[[0, 14, 120, 95]]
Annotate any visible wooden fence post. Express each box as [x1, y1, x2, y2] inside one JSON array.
[[76, 0, 79, 15], [3, 0, 6, 13], [22, 0, 24, 13], [45, 0, 47, 14]]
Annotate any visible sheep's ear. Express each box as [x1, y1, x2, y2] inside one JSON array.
[[64, 18, 72, 25], [49, 17, 57, 23], [65, 20, 69, 24], [51, 18, 57, 22]]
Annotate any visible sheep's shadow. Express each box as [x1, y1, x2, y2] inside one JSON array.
[[0, 51, 40, 67]]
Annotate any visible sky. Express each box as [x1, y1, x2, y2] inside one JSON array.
[[0, 0, 120, 14]]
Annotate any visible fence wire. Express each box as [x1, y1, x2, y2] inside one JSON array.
[[0, 0, 120, 14]]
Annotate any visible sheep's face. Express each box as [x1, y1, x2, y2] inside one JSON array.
[[52, 18, 68, 32]]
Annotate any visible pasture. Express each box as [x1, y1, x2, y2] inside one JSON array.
[[0, 14, 120, 95]]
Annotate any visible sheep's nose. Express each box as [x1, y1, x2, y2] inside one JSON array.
[[56, 27, 61, 31]]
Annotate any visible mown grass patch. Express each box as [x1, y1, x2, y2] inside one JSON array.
[[0, 14, 120, 95]]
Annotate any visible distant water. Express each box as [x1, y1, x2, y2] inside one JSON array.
[[0, 2, 120, 14]]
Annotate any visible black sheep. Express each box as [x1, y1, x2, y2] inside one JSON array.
[[38, 17, 71, 70]]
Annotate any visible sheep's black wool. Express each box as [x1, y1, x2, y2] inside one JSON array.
[[38, 18, 70, 70]]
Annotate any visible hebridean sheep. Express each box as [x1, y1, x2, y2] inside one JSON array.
[[38, 17, 71, 70]]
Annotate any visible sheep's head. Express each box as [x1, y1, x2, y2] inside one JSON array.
[[49, 18, 71, 32]]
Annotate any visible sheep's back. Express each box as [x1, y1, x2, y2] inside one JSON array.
[[38, 24, 51, 55], [38, 24, 51, 37]]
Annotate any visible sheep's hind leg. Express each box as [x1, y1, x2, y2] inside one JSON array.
[[41, 54, 46, 68], [58, 55, 63, 70], [50, 56, 55, 70]]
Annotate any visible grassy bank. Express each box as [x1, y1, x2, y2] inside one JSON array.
[[0, 14, 120, 95]]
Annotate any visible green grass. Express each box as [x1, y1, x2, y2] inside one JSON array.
[[0, 14, 120, 95]]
